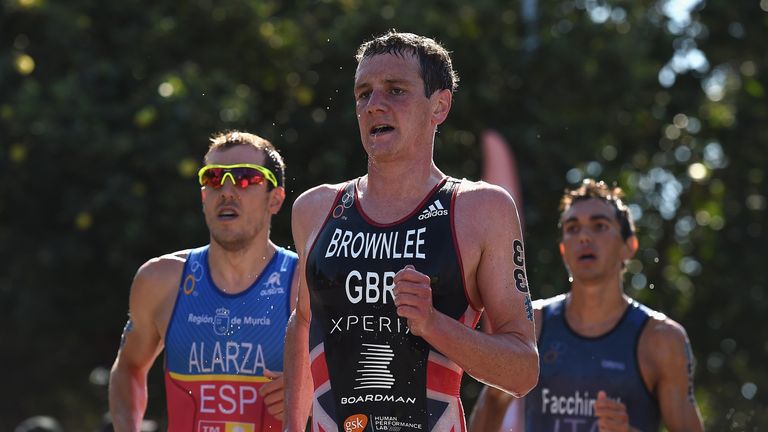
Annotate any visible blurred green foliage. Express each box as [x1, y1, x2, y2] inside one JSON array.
[[1, 0, 765, 430]]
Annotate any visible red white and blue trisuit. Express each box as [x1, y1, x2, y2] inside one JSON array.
[[306, 178, 480, 432]]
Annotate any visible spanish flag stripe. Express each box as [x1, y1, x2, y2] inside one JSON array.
[[169, 372, 271, 383]]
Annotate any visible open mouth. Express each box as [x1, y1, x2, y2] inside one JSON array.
[[578, 253, 597, 262], [217, 207, 239, 220], [370, 124, 394, 136]]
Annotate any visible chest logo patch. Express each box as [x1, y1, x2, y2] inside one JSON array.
[[261, 272, 285, 296], [418, 200, 448, 220], [214, 308, 230, 335]]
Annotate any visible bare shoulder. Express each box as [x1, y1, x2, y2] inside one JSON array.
[[293, 183, 347, 220], [135, 250, 187, 284], [455, 179, 518, 211], [130, 250, 188, 308], [292, 182, 348, 243], [641, 312, 688, 355], [454, 180, 521, 237], [639, 309, 692, 365]]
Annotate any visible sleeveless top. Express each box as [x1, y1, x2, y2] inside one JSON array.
[[164, 245, 297, 432], [525, 294, 662, 432], [305, 177, 481, 432]]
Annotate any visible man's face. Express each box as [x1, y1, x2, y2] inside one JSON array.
[[353, 52, 449, 161], [201, 145, 283, 251], [559, 198, 636, 284]]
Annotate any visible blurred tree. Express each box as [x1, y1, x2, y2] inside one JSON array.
[[0, 0, 764, 430]]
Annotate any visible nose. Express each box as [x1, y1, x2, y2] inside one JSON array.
[[577, 230, 592, 244], [365, 90, 386, 114], [217, 177, 240, 199], [219, 172, 240, 187]]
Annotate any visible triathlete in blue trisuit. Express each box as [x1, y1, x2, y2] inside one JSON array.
[[469, 179, 704, 432], [109, 131, 311, 431]]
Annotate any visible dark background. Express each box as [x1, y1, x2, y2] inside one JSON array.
[[1, 0, 766, 430]]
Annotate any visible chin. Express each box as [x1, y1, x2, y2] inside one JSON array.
[[574, 271, 608, 283], [211, 232, 251, 252], [365, 143, 401, 162]]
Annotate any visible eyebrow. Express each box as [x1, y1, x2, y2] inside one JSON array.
[[354, 78, 412, 92], [561, 214, 614, 225]]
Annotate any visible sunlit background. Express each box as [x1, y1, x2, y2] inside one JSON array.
[[1, 0, 765, 430]]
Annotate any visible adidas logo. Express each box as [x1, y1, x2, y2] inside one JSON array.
[[418, 200, 448, 220]]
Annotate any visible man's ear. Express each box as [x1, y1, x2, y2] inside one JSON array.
[[621, 235, 639, 261], [559, 242, 573, 281], [269, 187, 286, 215], [431, 89, 452, 126]]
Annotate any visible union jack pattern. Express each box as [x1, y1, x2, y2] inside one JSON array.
[[307, 306, 481, 432], [425, 307, 481, 432], [305, 178, 480, 432], [310, 343, 339, 432]]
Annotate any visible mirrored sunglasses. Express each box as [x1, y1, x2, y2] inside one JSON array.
[[197, 164, 278, 189]]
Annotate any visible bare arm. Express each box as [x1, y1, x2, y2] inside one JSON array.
[[469, 306, 541, 432], [394, 183, 538, 395], [108, 255, 182, 432], [644, 319, 704, 432], [283, 186, 337, 431], [468, 386, 516, 432], [283, 278, 313, 431]]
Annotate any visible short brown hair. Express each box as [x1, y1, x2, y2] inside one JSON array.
[[204, 130, 285, 190], [559, 179, 635, 240], [355, 30, 459, 97]]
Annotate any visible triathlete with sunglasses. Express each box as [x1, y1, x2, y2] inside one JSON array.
[[109, 131, 310, 431], [282, 31, 539, 432]]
